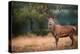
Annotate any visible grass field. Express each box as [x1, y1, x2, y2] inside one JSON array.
[[10, 32, 78, 53]]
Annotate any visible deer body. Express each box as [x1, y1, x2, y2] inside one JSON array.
[[48, 16, 76, 47]]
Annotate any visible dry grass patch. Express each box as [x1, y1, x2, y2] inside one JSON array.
[[10, 33, 78, 52]]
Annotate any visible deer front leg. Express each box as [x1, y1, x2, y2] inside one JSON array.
[[54, 34, 59, 48], [56, 36, 59, 47]]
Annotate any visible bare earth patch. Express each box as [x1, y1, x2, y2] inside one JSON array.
[[10, 33, 78, 52]]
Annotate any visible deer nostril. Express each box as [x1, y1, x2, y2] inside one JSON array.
[[49, 24, 52, 25]]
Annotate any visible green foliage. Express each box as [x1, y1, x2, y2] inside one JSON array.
[[11, 2, 48, 22], [11, 1, 49, 35]]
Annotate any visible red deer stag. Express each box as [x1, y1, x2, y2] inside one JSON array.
[[48, 16, 76, 47]]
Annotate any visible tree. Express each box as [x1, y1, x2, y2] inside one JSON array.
[[11, 1, 49, 35]]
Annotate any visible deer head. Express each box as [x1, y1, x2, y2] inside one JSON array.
[[48, 16, 55, 31]]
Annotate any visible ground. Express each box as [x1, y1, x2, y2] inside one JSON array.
[[10, 32, 78, 53]]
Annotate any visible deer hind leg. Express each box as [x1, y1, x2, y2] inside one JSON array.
[[69, 34, 75, 48]]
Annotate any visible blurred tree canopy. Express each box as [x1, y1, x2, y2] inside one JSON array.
[[10, 1, 78, 36], [10, 1, 49, 35]]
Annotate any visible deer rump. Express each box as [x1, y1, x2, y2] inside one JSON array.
[[52, 25, 75, 37]]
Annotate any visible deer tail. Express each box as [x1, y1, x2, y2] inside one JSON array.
[[72, 26, 76, 31], [72, 26, 76, 35]]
